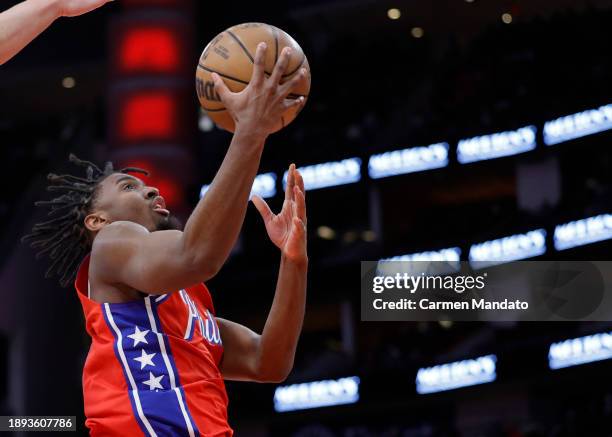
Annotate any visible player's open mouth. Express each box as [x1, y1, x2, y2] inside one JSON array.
[[153, 208, 170, 216], [152, 196, 170, 216]]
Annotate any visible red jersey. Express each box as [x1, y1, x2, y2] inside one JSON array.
[[74, 253, 233, 436]]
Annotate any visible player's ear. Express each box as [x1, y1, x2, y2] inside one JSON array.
[[84, 212, 109, 233]]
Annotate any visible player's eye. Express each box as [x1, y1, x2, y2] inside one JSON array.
[[123, 183, 136, 191]]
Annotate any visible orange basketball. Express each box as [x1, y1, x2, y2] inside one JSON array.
[[196, 23, 311, 133]]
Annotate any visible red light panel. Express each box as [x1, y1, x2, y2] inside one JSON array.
[[119, 27, 180, 73], [120, 91, 176, 141]]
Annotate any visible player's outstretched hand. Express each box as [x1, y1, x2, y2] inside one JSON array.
[[57, 0, 113, 17], [211, 42, 306, 140], [252, 164, 307, 264]]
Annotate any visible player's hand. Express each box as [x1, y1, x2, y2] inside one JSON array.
[[211, 42, 306, 140], [56, 0, 114, 17], [252, 164, 307, 264]]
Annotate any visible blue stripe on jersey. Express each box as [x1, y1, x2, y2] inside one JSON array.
[[146, 297, 200, 436], [101, 303, 152, 437], [102, 299, 199, 437]]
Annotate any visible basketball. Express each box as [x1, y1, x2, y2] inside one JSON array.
[[196, 22, 311, 133]]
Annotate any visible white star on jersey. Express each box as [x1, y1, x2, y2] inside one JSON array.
[[133, 349, 156, 370], [143, 372, 164, 391], [127, 326, 149, 347]]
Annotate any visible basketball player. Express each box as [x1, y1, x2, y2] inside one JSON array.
[[0, 0, 114, 65], [22, 38, 309, 435]]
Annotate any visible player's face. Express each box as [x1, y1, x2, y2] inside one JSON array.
[[93, 173, 173, 232]]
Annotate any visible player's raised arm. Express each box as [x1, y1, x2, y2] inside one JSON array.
[[0, 0, 112, 65], [88, 45, 305, 294], [217, 165, 308, 382], [179, 44, 305, 277]]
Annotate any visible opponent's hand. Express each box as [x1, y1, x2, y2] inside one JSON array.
[[211, 43, 306, 140], [252, 164, 307, 264], [56, 0, 113, 17]]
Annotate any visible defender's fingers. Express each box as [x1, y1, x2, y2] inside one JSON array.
[[251, 195, 274, 222], [250, 42, 267, 87], [292, 217, 306, 236], [270, 47, 292, 85], [294, 186, 306, 222], [285, 164, 296, 201], [295, 169, 305, 194]]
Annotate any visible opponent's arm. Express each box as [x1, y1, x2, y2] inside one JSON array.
[[93, 47, 306, 294], [218, 166, 308, 382], [0, 0, 112, 65]]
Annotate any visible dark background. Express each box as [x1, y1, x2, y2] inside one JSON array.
[[1, 0, 612, 435]]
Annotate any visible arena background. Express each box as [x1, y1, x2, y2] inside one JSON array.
[[1, 0, 612, 435]]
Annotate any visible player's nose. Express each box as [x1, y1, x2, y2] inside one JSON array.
[[145, 186, 159, 199]]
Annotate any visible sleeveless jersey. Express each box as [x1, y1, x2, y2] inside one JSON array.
[[74, 253, 233, 437]]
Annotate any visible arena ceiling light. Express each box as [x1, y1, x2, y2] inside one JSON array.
[[387, 8, 401, 20]]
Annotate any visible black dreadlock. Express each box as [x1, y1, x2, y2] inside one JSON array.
[[21, 153, 149, 288]]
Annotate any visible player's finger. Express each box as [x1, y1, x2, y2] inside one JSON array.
[[294, 186, 306, 223], [295, 169, 305, 194], [285, 164, 295, 202], [292, 217, 306, 236], [270, 47, 292, 85], [279, 68, 306, 97], [250, 42, 267, 87], [211, 73, 231, 103], [282, 96, 305, 110], [251, 195, 274, 223]]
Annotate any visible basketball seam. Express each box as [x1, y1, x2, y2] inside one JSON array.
[[226, 30, 255, 63], [282, 55, 306, 79], [198, 63, 249, 85], [198, 63, 309, 98], [227, 26, 306, 79], [273, 27, 279, 65], [201, 107, 226, 112]]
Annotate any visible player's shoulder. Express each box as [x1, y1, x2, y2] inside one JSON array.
[[95, 220, 148, 244], [91, 221, 149, 258]]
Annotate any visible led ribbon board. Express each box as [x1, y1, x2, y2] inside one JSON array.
[[553, 214, 612, 251], [377, 247, 461, 275], [469, 229, 546, 267], [380, 247, 461, 263], [368, 142, 449, 179], [200, 172, 277, 200], [457, 125, 537, 164], [416, 355, 497, 394], [549, 332, 612, 369], [283, 158, 362, 191], [544, 104, 612, 146], [273, 376, 360, 412]]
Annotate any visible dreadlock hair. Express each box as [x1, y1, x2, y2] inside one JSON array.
[[21, 153, 149, 288]]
